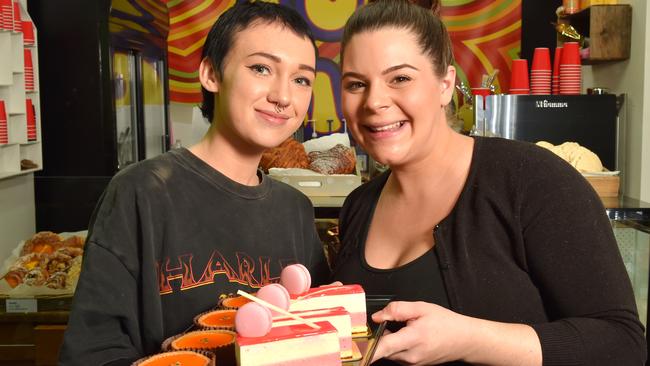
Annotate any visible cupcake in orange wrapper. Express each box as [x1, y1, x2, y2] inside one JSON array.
[[194, 309, 237, 331], [166, 330, 236, 366], [218, 294, 251, 310], [131, 350, 215, 366]]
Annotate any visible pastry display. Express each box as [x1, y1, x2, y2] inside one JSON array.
[[137, 264, 366, 365], [261, 135, 357, 176], [536, 141, 604, 173], [1, 231, 86, 292], [236, 321, 341, 366], [308, 144, 356, 175], [260, 138, 309, 173]]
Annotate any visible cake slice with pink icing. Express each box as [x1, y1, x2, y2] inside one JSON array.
[[289, 284, 367, 335], [273, 307, 353, 359], [236, 321, 341, 365]]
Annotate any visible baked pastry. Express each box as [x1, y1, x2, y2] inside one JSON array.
[[260, 138, 309, 172], [536, 141, 604, 173], [131, 350, 215, 366], [308, 144, 356, 175], [20, 231, 63, 256]]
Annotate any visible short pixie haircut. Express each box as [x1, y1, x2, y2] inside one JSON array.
[[199, 1, 317, 123], [341, 0, 453, 78]]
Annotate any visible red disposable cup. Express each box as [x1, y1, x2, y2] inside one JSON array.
[[509, 59, 530, 92], [531, 48, 551, 71], [0, 0, 12, 31], [0, 100, 6, 122], [560, 42, 581, 65], [553, 47, 563, 77], [22, 20, 34, 44], [24, 49, 32, 69], [12, 0, 20, 32]]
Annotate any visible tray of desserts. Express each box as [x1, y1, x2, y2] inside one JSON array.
[[0, 231, 87, 297], [132, 264, 383, 365], [262, 134, 362, 197]]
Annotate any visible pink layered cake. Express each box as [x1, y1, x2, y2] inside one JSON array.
[[289, 285, 367, 334], [273, 307, 353, 359], [236, 321, 340, 365]]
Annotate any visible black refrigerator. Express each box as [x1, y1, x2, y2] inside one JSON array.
[[28, 0, 170, 232]]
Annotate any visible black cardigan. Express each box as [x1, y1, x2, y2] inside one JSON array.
[[333, 137, 646, 365]]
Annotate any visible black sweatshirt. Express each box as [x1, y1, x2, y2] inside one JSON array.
[[59, 148, 329, 366], [333, 137, 646, 365]]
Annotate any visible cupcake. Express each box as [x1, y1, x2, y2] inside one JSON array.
[[218, 294, 251, 310], [131, 350, 214, 366], [194, 309, 237, 331], [168, 330, 236, 366]]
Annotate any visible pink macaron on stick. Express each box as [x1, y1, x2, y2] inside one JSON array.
[[256, 284, 290, 315], [280, 263, 311, 295], [235, 302, 273, 337]]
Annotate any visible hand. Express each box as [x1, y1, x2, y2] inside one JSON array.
[[370, 301, 471, 365], [370, 301, 542, 366]]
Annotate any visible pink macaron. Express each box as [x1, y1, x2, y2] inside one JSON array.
[[256, 284, 290, 315], [279, 263, 311, 295], [235, 302, 272, 338]]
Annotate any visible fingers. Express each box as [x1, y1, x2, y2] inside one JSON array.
[[371, 325, 420, 363], [371, 301, 429, 323]]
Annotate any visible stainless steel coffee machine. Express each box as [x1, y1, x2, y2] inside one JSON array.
[[473, 94, 622, 171]]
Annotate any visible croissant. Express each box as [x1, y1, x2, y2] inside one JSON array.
[[308, 144, 356, 175], [260, 138, 309, 173], [20, 231, 63, 256]]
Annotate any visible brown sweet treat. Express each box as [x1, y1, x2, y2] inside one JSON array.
[[259, 138, 309, 173], [218, 294, 251, 310], [3, 267, 27, 288], [131, 350, 215, 366], [20, 231, 63, 256], [62, 235, 86, 249], [194, 309, 237, 330], [23, 267, 49, 286], [308, 144, 356, 174], [169, 330, 236, 366]]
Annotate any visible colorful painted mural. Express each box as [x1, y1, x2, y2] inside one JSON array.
[[166, 0, 521, 135]]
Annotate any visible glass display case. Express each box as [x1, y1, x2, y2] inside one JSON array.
[[605, 197, 650, 329]]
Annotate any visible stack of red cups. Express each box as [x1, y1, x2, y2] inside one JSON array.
[[11, 0, 20, 32], [559, 42, 581, 95], [530, 48, 551, 95], [24, 48, 34, 91], [0, 100, 8, 144], [26, 99, 36, 141], [509, 59, 530, 95], [22, 20, 34, 45], [552, 47, 562, 95], [0, 0, 12, 31]]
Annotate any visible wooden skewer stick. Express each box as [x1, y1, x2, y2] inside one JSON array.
[[236, 290, 320, 329]]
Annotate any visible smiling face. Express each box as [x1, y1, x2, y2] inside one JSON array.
[[341, 27, 455, 167], [200, 21, 316, 153]]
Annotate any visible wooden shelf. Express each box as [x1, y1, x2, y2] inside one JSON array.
[[558, 5, 632, 63]]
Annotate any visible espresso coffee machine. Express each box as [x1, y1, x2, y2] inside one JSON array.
[[473, 94, 622, 171]]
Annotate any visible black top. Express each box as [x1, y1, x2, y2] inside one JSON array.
[[59, 148, 329, 366], [334, 226, 449, 308], [333, 137, 646, 365]]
